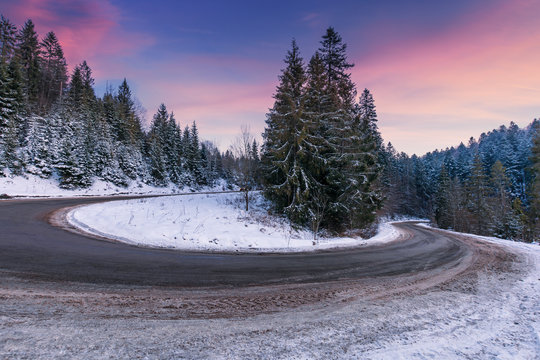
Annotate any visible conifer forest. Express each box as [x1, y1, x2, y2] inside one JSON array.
[[1, 17, 539, 241]]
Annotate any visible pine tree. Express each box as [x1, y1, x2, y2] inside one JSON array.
[[318, 27, 355, 108], [24, 115, 53, 177], [0, 15, 17, 63], [262, 40, 313, 223], [165, 111, 182, 184], [303, 51, 332, 226], [489, 160, 523, 239], [16, 19, 41, 112], [55, 117, 88, 188], [358, 88, 382, 148], [67, 66, 84, 107], [93, 116, 127, 186], [0, 57, 24, 174], [346, 88, 382, 227], [465, 154, 492, 235], [189, 121, 203, 185], [147, 104, 169, 186], [528, 123, 540, 239], [38, 31, 67, 111], [318, 28, 357, 228], [117, 78, 143, 146], [318, 28, 380, 230], [106, 80, 145, 180], [435, 166, 452, 229]]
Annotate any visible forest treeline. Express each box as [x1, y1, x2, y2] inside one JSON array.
[[1, 17, 538, 241], [379, 120, 540, 241], [0, 16, 247, 189], [259, 27, 539, 241]]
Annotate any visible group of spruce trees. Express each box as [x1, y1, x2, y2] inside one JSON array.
[[2, 16, 538, 241], [379, 121, 540, 241], [261, 28, 382, 235], [0, 16, 229, 188]]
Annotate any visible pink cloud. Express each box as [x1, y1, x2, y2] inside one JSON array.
[[141, 79, 275, 145], [102, 54, 279, 147], [351, 0, 540, 154], [4, 0, 154, 76]]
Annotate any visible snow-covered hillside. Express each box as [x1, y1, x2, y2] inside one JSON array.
[[0, 173, 230, 198], [69, 192, 401, 252]]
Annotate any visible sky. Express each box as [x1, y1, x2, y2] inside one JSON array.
[[2, 0, 540, 155]]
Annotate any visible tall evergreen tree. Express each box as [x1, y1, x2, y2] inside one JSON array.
[[38, 31, 67, 111], [165, 111, 182, 184], [117, 78, 143, 145], [0, 15, 17, 63], [358, 88, 382, 148], [465, 154, 492, 235], [262, 40, 314, 223], [528, 123, 540, 239], [489, 160, 523, 239], [318, 27, 355, 108], [0, 57, 24, 173], [188, 121, 203, 185], [24, 115, 53, 177], [67, 65, 84, 108], [318, 28, 380, 229], [16, 19, 40, 111], [147, 104, 169, 186], [55, 117, 89, 188], [434, 165, 452, 229]]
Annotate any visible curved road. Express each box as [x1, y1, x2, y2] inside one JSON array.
[[0, 196, 470, 288]]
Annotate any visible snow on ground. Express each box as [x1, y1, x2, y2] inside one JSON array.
[[0, 173, 230, 198], [69, 192, 401, 252], [417, 222, 540, 247], [1, 224, 539, 359]]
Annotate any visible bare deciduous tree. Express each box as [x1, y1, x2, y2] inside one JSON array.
[[230, 125, 257, 211]]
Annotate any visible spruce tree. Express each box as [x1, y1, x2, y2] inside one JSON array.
[[39, 31, 67, 111], [55, 118, 88, 188], [358, 88, 382, 148], [262, 40, 313, 223], [0, 15, 17, 63], [346, 88, 382, 227], [489, 160, 522, 239], [319, 28, 381, 230], [93, 116, 127, 186], [189, 121, 203, 185], [165, 111, 182, 184], [318, 27, 355, 108], [435, 165, 452, 229], [0, 57, 24, 174], [24, 115, 52, 177], [528, 124, 540, 239], [147, 104, 169, 186], [117, 78, 143, 146], [67, 66, 84, 107], [16, 19, 41, 112], [303, 51, 332, 227], [465, 154, 492, 235]]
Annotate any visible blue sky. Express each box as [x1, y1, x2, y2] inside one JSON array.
[[2, 0, 539, 154]]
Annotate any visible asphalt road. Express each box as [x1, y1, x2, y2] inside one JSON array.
[[0, 196, 470, 288]]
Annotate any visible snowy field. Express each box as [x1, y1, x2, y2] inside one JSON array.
[[69, 192, 401, 252], [0, 173, 230, 198]]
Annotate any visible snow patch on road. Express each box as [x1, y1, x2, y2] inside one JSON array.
[[68, 192, 401, 253]]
